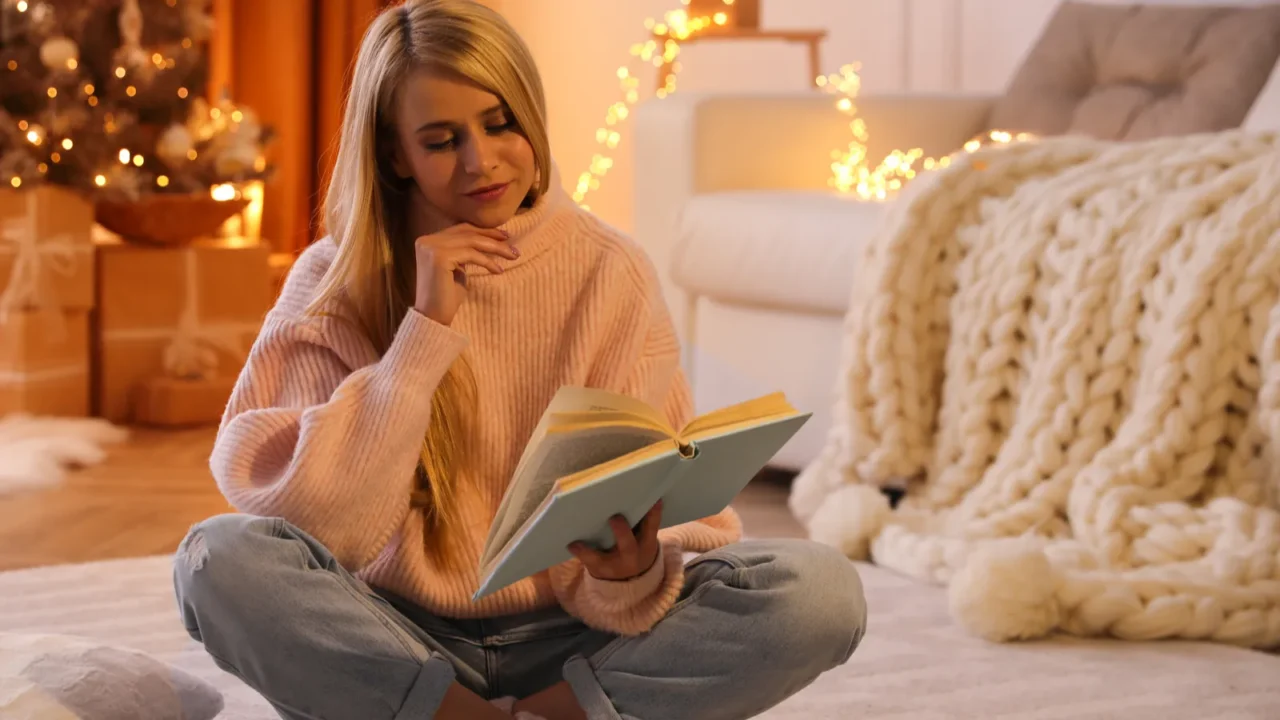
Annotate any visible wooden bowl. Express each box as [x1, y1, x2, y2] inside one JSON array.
[[95, 192, 250, 246]]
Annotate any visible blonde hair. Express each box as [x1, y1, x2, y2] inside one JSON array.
[[306, 0, 551, 564]]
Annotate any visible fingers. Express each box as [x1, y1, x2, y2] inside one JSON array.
[[639, 500, 663, 540], [439, 247, 504, 275], [610, 514, 638, 558]]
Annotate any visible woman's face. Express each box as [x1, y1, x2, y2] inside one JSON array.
[[391, 67, 537, 233]]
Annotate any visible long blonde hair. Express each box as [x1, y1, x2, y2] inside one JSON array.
[[306, 0, 551, 563]]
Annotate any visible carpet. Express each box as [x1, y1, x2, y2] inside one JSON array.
[[2, 554, 1279, 719]]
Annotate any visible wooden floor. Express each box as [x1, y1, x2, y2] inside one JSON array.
[[0, 427, 804, 572]]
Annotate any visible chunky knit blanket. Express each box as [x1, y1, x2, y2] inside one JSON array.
[[791, 130, 1280, 650]]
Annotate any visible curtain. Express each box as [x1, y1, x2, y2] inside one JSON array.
[[208, 0, 393, 255]]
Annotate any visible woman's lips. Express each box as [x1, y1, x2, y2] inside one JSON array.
[[466, 182, 509, 203]]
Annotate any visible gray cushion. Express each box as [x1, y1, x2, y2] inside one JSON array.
[[989, 2, 1280, 140], [0, 632, 224, 720]]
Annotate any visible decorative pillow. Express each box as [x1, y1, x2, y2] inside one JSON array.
[[989, 1, 1280, 141], [0, 632, 224, 720]]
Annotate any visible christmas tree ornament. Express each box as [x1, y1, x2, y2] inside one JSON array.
[[37, 36, 77, 71]]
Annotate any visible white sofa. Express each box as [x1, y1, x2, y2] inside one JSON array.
[[632, 92, 994, 470]]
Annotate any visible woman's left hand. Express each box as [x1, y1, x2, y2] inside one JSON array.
[[568, 501, 663, 581]]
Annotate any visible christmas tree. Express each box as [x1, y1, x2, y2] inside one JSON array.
[[0, 0, 271, 201]]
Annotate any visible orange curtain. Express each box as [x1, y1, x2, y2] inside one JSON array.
[[208, 0, 394, 255]]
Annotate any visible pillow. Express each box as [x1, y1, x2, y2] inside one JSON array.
[[988, 1, 1280, 141], [0, 632, 224, 720]]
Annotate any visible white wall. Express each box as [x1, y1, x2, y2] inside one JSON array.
[[499, 0, 1242, 232]]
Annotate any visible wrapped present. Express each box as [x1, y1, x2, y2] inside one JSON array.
[[0, 185, 96, 312], [0, 186, 96, 418], [131, 376, 238, 428], [94, 238, 271, 424], [0, 309, 90, 417]]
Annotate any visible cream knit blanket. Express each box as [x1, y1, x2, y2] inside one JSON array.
[[791, 130, 1280, 650]]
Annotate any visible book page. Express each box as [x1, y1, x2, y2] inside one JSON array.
[[485, 386, 656, 562], [482, 424, 671, 567]]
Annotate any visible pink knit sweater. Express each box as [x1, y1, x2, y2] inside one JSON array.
[[210, 183, 741, 636]]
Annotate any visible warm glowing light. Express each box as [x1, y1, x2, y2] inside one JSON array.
[[9, 177, 20, 188], [132, 154, 144, 167], [187, 149, 198, 161], [66, 59, 77, 70], [16, 0, 28, 11], [87, 96, 99, 107], [61, 138, 72, 150], [211, 183, 238, 202], [820, 64, 1034, 200], [115, 66, 126, 78], [49, 151, 60, 163], [94, 174, 107, 187], [126, 85, 137, 97], [5, 61, 15, 71], [231, 110, 244, 123], [571, 0, 735, 206], [118, 149, 131, 164], [25, 130, 40, 145], [177, 87, 188, 98], [46, 87, 56, 98], [84, 83, 94, 94], [157, 175, 170, 187]]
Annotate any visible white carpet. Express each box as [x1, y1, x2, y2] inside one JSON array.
[[2, 554, 1279, 719], [0, 415, 128, 495]]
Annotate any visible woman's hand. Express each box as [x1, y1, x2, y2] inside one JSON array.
[[568, 501, 663, 581], [414, 224, 519, 326]]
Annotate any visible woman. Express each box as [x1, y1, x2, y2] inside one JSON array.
[[173, 1, 866, 718]]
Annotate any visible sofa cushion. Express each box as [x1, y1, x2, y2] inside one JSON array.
[[988, 1, 1280, 141], [671, 191, 884, 316]]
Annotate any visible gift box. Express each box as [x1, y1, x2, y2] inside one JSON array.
[[93, 238, 271, 424], [0, 185, 97, 417], [131, 376, 239, 428], [0, 309, 91, 417]]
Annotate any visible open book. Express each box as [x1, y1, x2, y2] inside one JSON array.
[[474, 386, 811, 600]]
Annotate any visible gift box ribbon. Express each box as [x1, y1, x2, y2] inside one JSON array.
[[0, 192, 80, 332], [0, 363, 87, 386], [101, 246, 260, 381]]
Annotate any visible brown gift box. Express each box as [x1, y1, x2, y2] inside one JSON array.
[[131, 376, 238, 428], [94, 238, 271, 424], [0, 185, 95, 311], [0, 309, 90, 417]]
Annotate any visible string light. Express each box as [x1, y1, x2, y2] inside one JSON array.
[[9, 177, 20, 188], [571, 0, 1036, 208], [156, 175, 169, 187], [821, 64, 1035, 200], [16, 0, 28, 11], [94, 174, 106, 187], [572, 1, 732, 208], [118, 149, 131, 164]]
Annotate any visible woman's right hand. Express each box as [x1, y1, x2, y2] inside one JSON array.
[[413, 224, 519, 326]]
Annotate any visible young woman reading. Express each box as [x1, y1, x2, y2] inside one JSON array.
[[173, 2, 866, 718]]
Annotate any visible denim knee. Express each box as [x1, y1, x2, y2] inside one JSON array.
[[173, 513, 289, 640], [737, 538, 867, 668]]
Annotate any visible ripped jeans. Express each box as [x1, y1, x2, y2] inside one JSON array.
[[173, 514, 866, 720]]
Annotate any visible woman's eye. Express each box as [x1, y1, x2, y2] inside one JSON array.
[[423, 137, 455, 151], [486, 120, 516, 135]]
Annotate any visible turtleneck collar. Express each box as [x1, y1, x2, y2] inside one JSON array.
[[467, 162, 577, 276]]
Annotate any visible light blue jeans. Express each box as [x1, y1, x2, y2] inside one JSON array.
[[173, 514, 866, 720]]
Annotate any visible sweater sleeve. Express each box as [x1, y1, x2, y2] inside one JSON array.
[[548, 277, 742, 636], [209, 250, 468, 572]]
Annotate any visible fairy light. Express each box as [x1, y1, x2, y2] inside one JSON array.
[[16, 0, 28, 11], [822, 63, 1035, 201], [9, 177, 20, 188], [156, 175, 169, 187], [572, 2, 730, 208], [118, 148, 131, 164], [572, 1, 1035, 208], [94, 174, 107, 187], [60, 138, 72, 150], [210, 183, 237, 202]]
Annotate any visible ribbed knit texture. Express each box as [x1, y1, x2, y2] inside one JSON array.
[[210, 182, 741, 636]]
